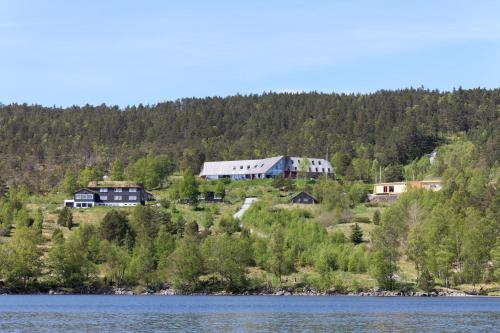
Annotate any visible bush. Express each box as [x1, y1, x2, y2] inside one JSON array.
[[353, 216, 371, 224], [373, 209, 381, 225], [216, 216, 240, 235], [57, 207, 73, 230]]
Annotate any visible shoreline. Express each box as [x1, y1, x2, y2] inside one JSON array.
[[2, 288, 494, 297]]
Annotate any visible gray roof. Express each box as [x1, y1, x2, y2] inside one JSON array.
[[199, 156, 333, 177], [200, 156, 283, 177]]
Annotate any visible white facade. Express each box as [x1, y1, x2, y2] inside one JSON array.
[[199, 155, 333, 179], [373, 182, 407, 195]]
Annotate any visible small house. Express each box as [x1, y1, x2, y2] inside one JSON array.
[[290, 191, 318, 204], [204, 191, 223, 203]]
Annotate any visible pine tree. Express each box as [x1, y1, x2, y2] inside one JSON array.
[[373, 209, 381, 225], [350, 223, 363, 244]]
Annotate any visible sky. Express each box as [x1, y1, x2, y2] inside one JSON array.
[[1, 0, 500, 107]]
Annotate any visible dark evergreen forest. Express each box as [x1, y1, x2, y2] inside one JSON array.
[[0, 88, 498, 192]]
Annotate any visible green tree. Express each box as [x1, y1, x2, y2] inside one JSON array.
[[110, 159, 124, 181], [167, 236, 204, 291], [215, 180, 226, 200], [0, 226, 44, 289], [268, 226, 294, 286], [202, 234, 252, 290], [350, 223, 363, 245], [47, 231, 97, 289], [373, 209, 381, 225], [100, 210, 133, 245], [57, 207, 73, 230], [101, 241, 130, 289], [179, 169, 199, 205], [78, 167, 101, 188], [60, 171, 78, 194]]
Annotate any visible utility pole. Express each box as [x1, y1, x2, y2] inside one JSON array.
[[379, 166, 382, 183]]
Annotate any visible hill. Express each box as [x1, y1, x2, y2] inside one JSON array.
[[0, 88, 498, 191]]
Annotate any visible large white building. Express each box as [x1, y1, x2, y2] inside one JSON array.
[[199, 155, 333, 180]]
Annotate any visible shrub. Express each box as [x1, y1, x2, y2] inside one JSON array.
[[353, 216, 371, 224], [57, 207, 73, 230]]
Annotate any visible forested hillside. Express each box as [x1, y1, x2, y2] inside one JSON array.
[[1, 88, 498, 191], [0, 88, 498, 295]]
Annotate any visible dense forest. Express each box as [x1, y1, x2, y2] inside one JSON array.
[[0, 88, 498, 295], [0, 88, 498, 191]]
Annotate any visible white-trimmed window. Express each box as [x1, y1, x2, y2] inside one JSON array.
[[129, 196, 137, 201], [99, 188, 107, 192], [100, 195, 108, 201], [76, 193, 93, 200], [114, 195, 122, 200], [114, 188, 122, 192], [129, 188, 137, 193]]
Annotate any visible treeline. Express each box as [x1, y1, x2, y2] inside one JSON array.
[[1, 88, 498, 191]]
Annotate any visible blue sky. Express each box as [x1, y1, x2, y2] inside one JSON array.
[[1, 0, 499, 107]]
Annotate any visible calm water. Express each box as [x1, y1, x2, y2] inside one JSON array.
[[0, 295, 499, 332]]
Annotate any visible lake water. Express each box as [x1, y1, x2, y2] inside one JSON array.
[[0, 295, 499, 332]]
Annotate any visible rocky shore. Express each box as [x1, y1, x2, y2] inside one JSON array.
[[0, 286, 484, 297], [113, 287, 470, 297]]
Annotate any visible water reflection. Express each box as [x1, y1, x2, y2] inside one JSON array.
[[0, 296, 498, 333]]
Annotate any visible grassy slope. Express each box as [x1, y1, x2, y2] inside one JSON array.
[[7, 178, 457, 292]]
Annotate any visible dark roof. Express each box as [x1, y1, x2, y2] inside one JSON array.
[[74, 188, 99, 195], [290, 191, 318, 202]]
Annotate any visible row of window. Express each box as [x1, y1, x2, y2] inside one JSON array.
[[76, 194, 138, 201], [233, 163, 265, 171], [75, 194, 93, 200], [98, 188, 137, 193], [291, 160, 322, 166], [100, 195, 137, 201]]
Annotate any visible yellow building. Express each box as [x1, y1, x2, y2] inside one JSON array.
[[372, 180, 443, 195]]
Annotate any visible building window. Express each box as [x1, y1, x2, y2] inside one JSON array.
[[328, 168, 331, 172], [114, 188, 122, 192], [99, 188, 107, 192], [315, 168, 318, 172], [233, 166, 236, 170], [319, 161, 322, 165], [114, 196, 122, 200], [247, 165, 250, 169], [240, 166, 243, 169], [100, 195, 107, 201], [129, 196, 137, 201], [389, 186, 395, 193], [312, 160, 315, 165], [322, 168, 325, 172], [129, 188, 137, 193], [76, 193, 93, 200]]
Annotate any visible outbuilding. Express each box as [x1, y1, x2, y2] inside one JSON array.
[[290, 191, 318, 204]]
